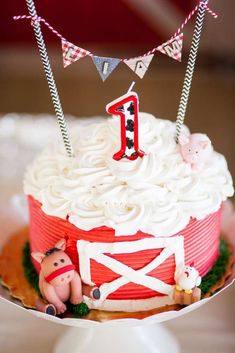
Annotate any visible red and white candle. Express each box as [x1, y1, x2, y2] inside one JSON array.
[[106, 90, 145, 161]]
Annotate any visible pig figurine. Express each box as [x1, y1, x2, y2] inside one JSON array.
[[178, 133, 212, 170], [175, 264, 201, 294], [32, 239, 100, 315]]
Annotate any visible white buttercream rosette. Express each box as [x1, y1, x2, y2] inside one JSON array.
[[24, 113, 234, 236]]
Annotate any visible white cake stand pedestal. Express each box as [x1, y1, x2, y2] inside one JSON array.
[[54, 324, 180, 353]]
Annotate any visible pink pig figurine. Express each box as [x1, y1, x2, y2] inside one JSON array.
[[32, 239, 83, 315], [178, 133, 212, 170]]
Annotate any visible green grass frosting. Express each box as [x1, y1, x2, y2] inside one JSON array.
[[199, 239, 231, 296]]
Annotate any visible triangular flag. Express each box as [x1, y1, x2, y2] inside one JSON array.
[[92, 56, 121, 81], [124, 54, 154, 79], [62, 39, 90, 68], [157, 33, 183, 62]]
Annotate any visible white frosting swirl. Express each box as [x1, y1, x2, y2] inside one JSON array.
[[24, 113, 234, 236]]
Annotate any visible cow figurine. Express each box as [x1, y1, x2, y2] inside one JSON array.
[[178, 133, 212, 170], [175, 264, 201, 294], [32, 239, 100, 316]]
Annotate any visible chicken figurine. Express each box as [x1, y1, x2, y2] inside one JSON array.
[[175, 264, 201, 294]]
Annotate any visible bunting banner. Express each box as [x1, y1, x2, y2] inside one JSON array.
[[156, 33, 184, 62], [14, 2, 218, 81], [92, 56, 121, 81], [124, 54, 154, 79], [62, 39, 90, 68]]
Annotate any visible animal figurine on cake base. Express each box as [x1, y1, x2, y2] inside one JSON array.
[[174, 264, 202, 305], [32, 239, 100, 316]]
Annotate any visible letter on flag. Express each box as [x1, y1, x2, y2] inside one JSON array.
[[92, 56, 121, 81], [157, 33, 183, 62], [124, 54, 154, 79], [62, 39, 91, 68]]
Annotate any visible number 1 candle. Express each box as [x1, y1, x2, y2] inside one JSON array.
[[106, 90, 145, 161]]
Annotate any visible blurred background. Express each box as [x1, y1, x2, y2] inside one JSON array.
[[0, 0, 235, 175]]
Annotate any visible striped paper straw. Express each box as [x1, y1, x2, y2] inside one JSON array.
[[175, 0, 209, 142], [25, 0, 74, 157]]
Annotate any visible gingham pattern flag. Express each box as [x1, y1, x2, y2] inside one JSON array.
[[157, 33, 183, 62], [61, 39, 90, 68]]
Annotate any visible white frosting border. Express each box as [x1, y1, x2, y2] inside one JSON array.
[[77, 236, 184, 310], [24, 114, 234, 237], [83, 295, 175, 312]]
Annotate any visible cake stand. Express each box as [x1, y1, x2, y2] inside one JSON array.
[[0, 194, 234, 353]]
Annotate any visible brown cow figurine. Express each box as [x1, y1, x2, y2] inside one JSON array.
[[32, 239, 100, 316]]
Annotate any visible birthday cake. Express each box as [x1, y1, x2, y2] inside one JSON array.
[[24, 111, 234, 312]]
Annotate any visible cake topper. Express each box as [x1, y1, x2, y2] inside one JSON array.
[[14, 1, 217, 81], [14, 0, 217, 156], [178, 133, 212, 170], [106, 82, 145, 160], [92, 56, 121, 82], [23, 0, 74, 158], [157, 33, 183, 62], [31, 239, 100, 316], [62, 39, 91, 68], [175, 0, 213, 141], [124, 54, 154, 79]]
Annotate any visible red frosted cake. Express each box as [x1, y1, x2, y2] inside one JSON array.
[[24, 113, 234, 312]]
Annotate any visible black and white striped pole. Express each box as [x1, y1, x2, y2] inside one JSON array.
[[175, 0, 209, 142], [26, 0, 74, 157]]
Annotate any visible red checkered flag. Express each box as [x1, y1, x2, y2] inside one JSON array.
[[61, 39, 90, 68], [157, 33, 184, 62]]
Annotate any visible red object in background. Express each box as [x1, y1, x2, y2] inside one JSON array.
[[1, 0, 193, 46]]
